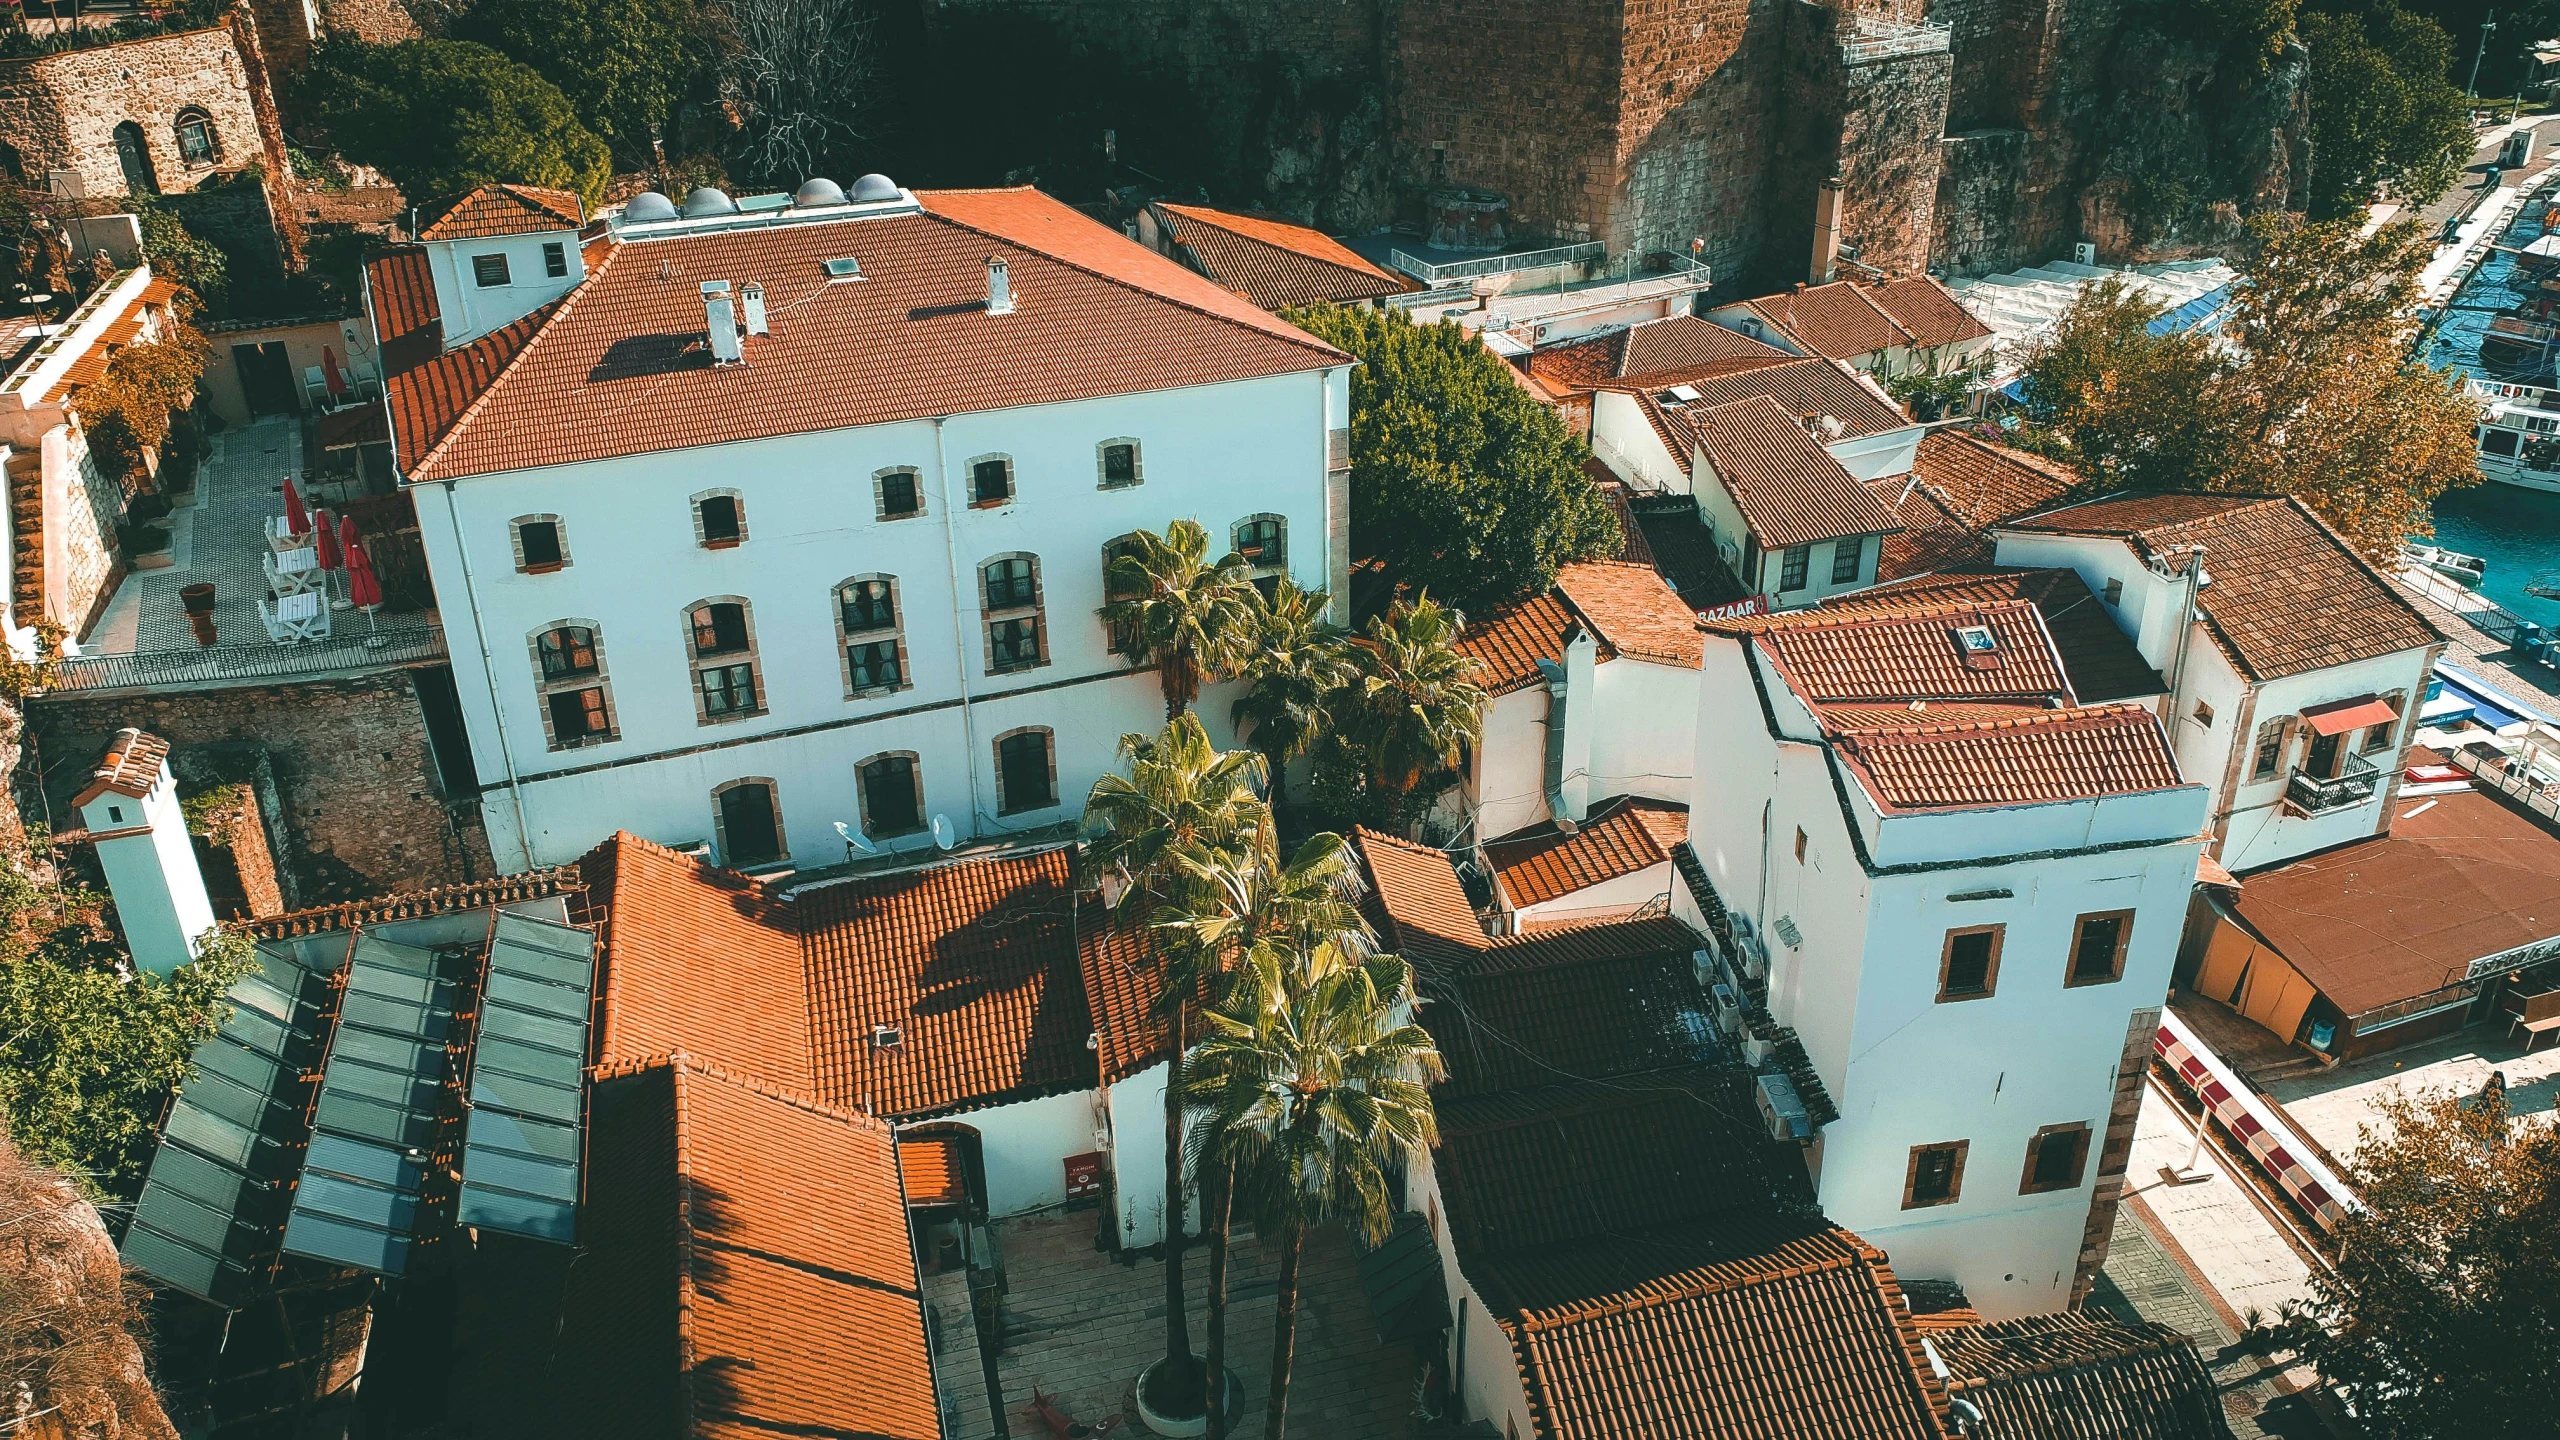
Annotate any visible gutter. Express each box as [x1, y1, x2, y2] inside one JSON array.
[[932, 418, 984, 835]]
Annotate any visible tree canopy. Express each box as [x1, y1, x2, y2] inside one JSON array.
[[300, 39, 613, 208], [2016, 216, 2478, 556], [1285, 304, 1618, 611], [454, 0, 727, 170], [2299, 3, 2472, 221]]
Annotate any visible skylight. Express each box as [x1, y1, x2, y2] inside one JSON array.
[[823, 256, 863, 281], [1666, 383, 1703, 403], [1954, 625, 1998, 653]]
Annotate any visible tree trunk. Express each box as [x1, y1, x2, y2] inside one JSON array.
[[1205, 1157, 1233, 1440], [1161, 1004, 1194, 1382], [1263, 1221, 1304, 1440]]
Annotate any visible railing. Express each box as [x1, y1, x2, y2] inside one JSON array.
[[1841, 16, 1951, 61], [1387, 241, 1604, 286], [2448, 741, 2560, 829], [48, 628, 449, 694], [2287, 749, 2381, 814]]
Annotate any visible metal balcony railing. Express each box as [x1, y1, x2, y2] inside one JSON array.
[[1841, 16, 1951, 61], [1386, 241, 1605, 286], [2287, 749, 2381, 814]]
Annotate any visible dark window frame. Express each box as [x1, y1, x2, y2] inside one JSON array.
[[472, 252, 512, 288], [2065, 909, 2134, 988], [2018, 1123, 2092, 1195], [858, 752, 926, 837], [543, 240, 568, 279], [1778, 544, 1811, 592], [1936, 924, 2003, 1002], [876, 468, 925, 521], [995, 728, 1057, 814], [1829, 534, 1863, 585], [1903, 1140, 1969, 1209]]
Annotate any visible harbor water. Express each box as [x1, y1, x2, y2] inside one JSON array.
[[2424, 184, 2560, 619]]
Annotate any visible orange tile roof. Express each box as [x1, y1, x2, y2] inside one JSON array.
[[580, 833, 814, 1094], [381, 187, 1344, 482], [245, 867, 582, 938], [1870, 473, 1994, 579], [1867, 276, 1993, 350], [1152, 202, 1414, 309], [1742, 281, 1913, 359], [71, 727, 167, 805], [800, 846, 1100, 1118], [1553, 561, 1703, 668], [1674, 354, 1908, 435], [1831, 568, 2168, 702], [1933, 1310, 2230, 1438], [1354, 829, 1488, 967], [366, 245, 560, 472], [1079, 904, 1174, 1084], [418, 183, 583, 241], [1485, 796, 1687, 909], [1619, 492, 1753, 611], [1688, 393, 1906, 550], [549, 1056, 938, 1439], [1459, 588, 1608, 696], [1909, 429, 2080, 529], [2006, 493, 2445, 681], [1832, 704, 2187, 812], [899, 1133, 969, 1208], [42, 347, 109, 405], [1419, 920, 1715, 1094], [1527, 316, 1793, 394], [1714, 596, 2075, 705]]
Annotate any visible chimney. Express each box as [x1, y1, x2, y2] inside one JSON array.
[[739, 281, 768, 336], [1810, 175, 1844, 285], [986, 256, 1014, 315], [702, 280, 742, 363], [1560, 621, 1598, 823], [75, 729, 215, 978]]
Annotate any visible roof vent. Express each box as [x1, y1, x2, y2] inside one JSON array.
[[702, 280, 742, 364], [794, 177, 849, 207], [823, 255, 863, 281], [682, 186, 739, 218], [739, 281, 767, 337], [871, 1023, 903, 1050], [851, 173, 901, 202], [1666, 383, 1703, 404], [624, 190, 678, 222], [986, 256, 1014, 316]]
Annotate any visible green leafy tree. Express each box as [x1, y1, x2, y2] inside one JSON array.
[[1101, 520, 1260, 720], [300, 40, 612, 208], [454, 0, 727, 169], [1285, 304, 1618, 611], [76, 322, 211, 485], [1327, 595, 1486, 823], [133, 206, 225, 316], [2283, 1084, 2560, 1435], [2300, 4, 2472, 220], [1230, 579, 1352, 817]]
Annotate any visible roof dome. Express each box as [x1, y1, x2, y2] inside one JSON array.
[[849, 173, 901, 203], [793, 177, 849, 207], [623, 190, 678, 222], [681, 186, 739, 218]]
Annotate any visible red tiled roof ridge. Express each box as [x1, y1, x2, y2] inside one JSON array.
[[1479, 912, 1694, 959], [240, 866, 585, 938], [1829, 700, 2157, 740], [406, 243, 624, 478], [391, 298, 561, 472], [1507, 1223, 1888, 1330], [925, 190, 1347, 362], [1154, 201, 1408, 289], [597, 1048, 864, 1125], [420, 183, 583, 241]]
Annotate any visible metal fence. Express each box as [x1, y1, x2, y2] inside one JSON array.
[[2449, 741, 2560, 828], [1840, 16, 1951, 61], [49, 628, 449, 694], [1386, 241, 1604, 286]]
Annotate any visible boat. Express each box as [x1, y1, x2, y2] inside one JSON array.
[[2464, 376, 2560, 494], [2529, 575, 2560, 601], [2480, 313, 2560, 370], [2405, 542, 2489, 585]]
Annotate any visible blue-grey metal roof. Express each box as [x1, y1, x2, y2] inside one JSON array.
[[120, 940, 343, 1307], [281, 934, 455, 1276], [457, 913, 594, 1243]]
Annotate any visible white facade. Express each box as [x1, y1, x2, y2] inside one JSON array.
[[1678, 632, 2207, 1318], [79, 751, 217, 977], [425, 226, 587, 346], [906, 1087, 1107, 1220], [1464, 651, 1696, 842]]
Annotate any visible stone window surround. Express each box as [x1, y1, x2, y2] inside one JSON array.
[[1231, 512, 1287, 574], [2249, 716, 2288, 782], [855, 750, 928, 838], [1096, 437, 1144, 489], [1902, 1139, 1969, 1210], [875, 465, 926, 521], [508, 513, 570, 573], [526, 618, 617, 750], [2361, 691, 2406, 755], [690, 487, 748, 548], [1101, 532, 1145, 655], [1936, 923, 2003, 1003], [965, 452, 1017, 508], [980, 551, 1048, 676], [992, 725, 1059, 815], [172, 106, 219, 166], [682, 594, 765, 725], [710, 775, 786, 868], [834, 572, 911, 700], [2017, 1121, 2093, 1195]]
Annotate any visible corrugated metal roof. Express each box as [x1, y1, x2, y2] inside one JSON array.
[[282, 934, 456, 1276], [458, 913, 595, 1242]]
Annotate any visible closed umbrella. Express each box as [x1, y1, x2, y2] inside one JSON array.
[[322, 345, 348, 398], [333, 513, 360, 609], [346, 538, 383, 644], [311, 506, 341, 607], [281, 473, 309, 536]]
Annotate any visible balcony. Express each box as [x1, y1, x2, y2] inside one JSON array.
[[2287, 750, 2381, 815]]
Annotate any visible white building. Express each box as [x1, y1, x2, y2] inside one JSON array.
[[363, 180, 1352, 872], [1679, 594, 2208, 1317], [73, 726, 215, 976], [1992, 494, 2446, 873]]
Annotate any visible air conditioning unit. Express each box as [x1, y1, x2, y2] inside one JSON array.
[[1737, 933, 1769, 981], [2073, 242, 2098, 265], [1741, 1036, 1775, 1067], [1709, 983, 1745, 1038], [1692, 948, 1718, 990], [1755, 1072, 1813, 1142]]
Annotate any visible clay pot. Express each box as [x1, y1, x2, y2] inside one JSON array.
[[179, 583, 216, 616]]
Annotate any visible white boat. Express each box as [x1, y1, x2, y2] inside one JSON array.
[[2464, 376, 2560, 493], [2403, 542, 2488, 584]]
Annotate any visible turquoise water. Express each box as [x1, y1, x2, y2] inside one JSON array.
[[2430, 482, 2560, 627]]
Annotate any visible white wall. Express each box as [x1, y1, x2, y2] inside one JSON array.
[[910, 1088, 1104, 1219], [420, 368, 1335, 870], [1586, 656, 1697, 803], [1749, 533, 1880, 610], [1824, 425, 1923, 482], [427, 229, 586, 346], [1470, 687, 1553, 842], [1399, 1144, 1536, 1438], [82, 763, 215, 977], [2217, 647, 2434, 872], [1588, 389, 1689, 494]]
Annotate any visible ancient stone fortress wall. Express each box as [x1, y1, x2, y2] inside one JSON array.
[[0, 25, 266, 200]]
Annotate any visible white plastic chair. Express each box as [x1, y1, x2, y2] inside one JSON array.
[[262, 592, 329, 644]]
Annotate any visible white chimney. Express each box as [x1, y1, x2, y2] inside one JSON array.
[[75, 729, 215, 978], [1811, 175, 1845, 285], [702, 280, 742, 364], [1560, 621, 1598, 823], [986, 256, 1014, 316], [740, 281, 768, 336]]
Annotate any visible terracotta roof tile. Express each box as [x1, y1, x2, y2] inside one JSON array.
[[1553, 561, 1703, 668], [1933, 1310, 2233, 1439], [1152, 202, 1413, 309], [1354, 829, 1487, 967], [243, 867, 582, 938], [1909, 430, 2080, 529], [1688, 393, 1905, 549], [1870, 473, 1995, 579], [1743, 282, 1913, 359], [1637, 355, 1908, 441], [1079, 902, 1174, 1083], [2005, 493, 2446, 681], [1831, 567, 2168, 702], [899, 1133, 969, 1208], [1718, 596, 2075, 704], [1526, 317, 1793, 395], [1485, 796, 1688, 909], [1832, 704, 2188, 812], [800, 846, 1098, 1118], [1458, 588, 1607, 696], [1620, 492, 1753, 610], [418, 183, 583, 241], [72, 727, 167, 806], [1813, 700, 2057, 728], [581, 832, 814, 1094], [42, 346, 109, 405], [1866, 276, 1993, 350], [1420, 922, 1715, 1095], [367, 245, 559, 472]]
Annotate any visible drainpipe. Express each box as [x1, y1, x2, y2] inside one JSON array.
[[932, 418, 984, 835], [440, 479, 535, 870]]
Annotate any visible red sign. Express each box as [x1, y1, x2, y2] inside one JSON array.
[[1696, 595, 1769, 622], [1063, 1151, 1105, 1199]]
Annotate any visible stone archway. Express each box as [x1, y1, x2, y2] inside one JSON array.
[[113, 121, 157, 196]]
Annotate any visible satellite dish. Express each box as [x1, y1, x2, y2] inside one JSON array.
[[833, 820, 877, 855], [930, 814, 958, 851], [623, 191, 678, 222]]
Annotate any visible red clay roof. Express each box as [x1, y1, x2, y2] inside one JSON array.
[[1688, 393, 1905, 550], [367, 245, 560, 472], [382, 187, 1344, 482], [1910, 430, 2080, 529], [1553, 560, 1704, 668], [1867, 277, 1994, 351], [1355, 829, 1488, 967], [1152, 202, 1413, 309], [1642, 355, 1908, 441], [1079, 905, 1174, 1084], [72, 727, 167, 806], [2229, 787, 2560, 1014], [1832, 705, 2188, 813], [1742, 281, 1913, 359], [552, 1056, 938, 1439], [1486, 796, 1687, 909], [2005, 494, 2445, 681], [581, 833, 814, 1094], [1527, 316, 1793, 394], [246, 867, 583, 939], [1718, 596, 2075, 705], [1459, 588, 1610, 696], [800, 846, 1101, 1118], [899, 1133, 969, 1208], [418, 183, 583, 241], [1831, 568, 2168, 703], [1870, 474, 1994, 580], [1933, 1310, 2232, 1439], [1419, 922, 1717, 1094]]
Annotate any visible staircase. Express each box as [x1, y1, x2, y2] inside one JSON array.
[[7, 449, 44, 630]]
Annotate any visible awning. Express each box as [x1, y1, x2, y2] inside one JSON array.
[[899, 1134, 968, 1209], [2196, 850, 2239, 889], [2301, 694, 2397, 737]]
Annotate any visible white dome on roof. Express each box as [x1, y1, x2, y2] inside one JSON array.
[[794, 177, 849, 206], [623, 191, 678, 222], [850, 173, 901, 203], [682, 186, 739, 217]]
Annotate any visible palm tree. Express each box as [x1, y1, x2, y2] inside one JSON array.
[[1337, 594, 1487, 820], [1102, 520, 1260, 719], [1230, 579, 1352, 819], [1186, 943, 1442, 1440], [1083, 714, 1267, 1422]]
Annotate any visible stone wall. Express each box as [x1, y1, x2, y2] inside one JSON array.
[[0, 25, 268, 201], [1392, 0, 1625, 244], [1616, 0, 1784, 279], [28, 669, 493, 904]]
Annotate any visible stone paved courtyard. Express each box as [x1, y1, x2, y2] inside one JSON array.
[[927, 1209, 1418, 1440]]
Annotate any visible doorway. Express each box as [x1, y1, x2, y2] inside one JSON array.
[[112, 121, 157, 196], [2305, 731, 2342, 780], [233, 343, 297, 416], [715, 780, 783, 868]]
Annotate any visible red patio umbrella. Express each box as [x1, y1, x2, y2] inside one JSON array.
[[312, 507, 341, 570], [322, 345, 348, 397], [346, 537, 383, 641], [281, 473, 309, 536]]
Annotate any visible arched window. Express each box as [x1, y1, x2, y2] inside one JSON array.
[[980, 553, 1045, 675], [1096, 437, 1142, 489], [835, 574, 908, 697], [1231, 514, 1286, 598], [967, 453, 1015, 507], [173, 108, 220, 166], [112, 121, 158, 196], [857, 751, 926, 838], [1101, 532, 1146, 655], [528, 621, 615, 749], [691, 487, 747, 547], [993, 726, 1057, 815], [510, 514, 569, 572], [683, 597, 763, 722], [712, 777, 785, 868], [0, 142, 23, 185]]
